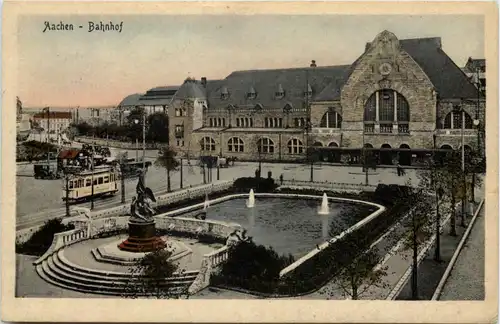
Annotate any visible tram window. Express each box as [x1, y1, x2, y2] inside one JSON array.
[[98, 177, 103, 184], [93, 179, 97, 185], [86, 179, 91, 186], [69, 181, 74, 189], [104, 176, 109, 183], [110, 174, 114, 182], [79, 179, 84, 187]]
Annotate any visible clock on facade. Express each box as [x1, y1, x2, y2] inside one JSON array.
[[379, 63, 392, 76]]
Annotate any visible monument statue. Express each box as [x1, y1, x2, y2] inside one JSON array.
[[129, 172, 157, 223], [118, 171, 165, 252]]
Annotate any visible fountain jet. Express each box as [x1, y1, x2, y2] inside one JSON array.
[[246, 189, 255, 208], [203, 193, 210, 211], [318, 193, 330, 215]]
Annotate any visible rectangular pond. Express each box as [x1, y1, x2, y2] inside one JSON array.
[[180, 197, 376, 258]]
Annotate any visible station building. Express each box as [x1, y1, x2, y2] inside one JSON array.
[[118, 30, 486, 165]]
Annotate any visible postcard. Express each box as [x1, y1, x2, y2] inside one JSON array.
[[2, 1, 498, 323]]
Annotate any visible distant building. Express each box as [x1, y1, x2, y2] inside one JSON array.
[[73, 107, 116, 126], [32, 111, 72, 133], [463, 57, 486, 97]]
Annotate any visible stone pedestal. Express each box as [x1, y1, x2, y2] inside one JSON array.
[[118, 221, 166, 253]]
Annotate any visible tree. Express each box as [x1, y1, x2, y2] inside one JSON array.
[[155, 145, 181, 192], [124, 247, 184, 299], [147, 113, 169, 143], [397, 181, 433, 300], [126, 106, 145, 141], [325, 239, 389, 300], [418, 158, 447, 261]]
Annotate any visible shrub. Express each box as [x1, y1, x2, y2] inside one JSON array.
[[16, 218, 75, 256], [374, 184, 410, 206], [213, 241, 295, 293], [233, 177, 278, 193]]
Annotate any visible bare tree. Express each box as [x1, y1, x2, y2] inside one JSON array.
[[328, 243, 389, 300], [397, 181, 434, 300]]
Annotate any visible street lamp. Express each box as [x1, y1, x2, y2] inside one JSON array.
[[133, 108, 147, 184]]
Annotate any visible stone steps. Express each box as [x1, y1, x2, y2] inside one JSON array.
[[35, 249, 198, 296]]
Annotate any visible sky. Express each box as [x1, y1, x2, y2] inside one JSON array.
[[17, 14, 484, 108]]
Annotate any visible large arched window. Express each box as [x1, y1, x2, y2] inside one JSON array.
[[320, 109, 342, 128], [228, 137, 244, 152], [257, 137, 275, 154], [364, 90, 410, 134], [443, 111, 473, 129], [200, 137, 216, 151], [287, 138, 304, 154]]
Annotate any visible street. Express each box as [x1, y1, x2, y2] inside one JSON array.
[[17, 148, 419, 230]]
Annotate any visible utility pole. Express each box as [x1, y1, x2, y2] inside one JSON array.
[[120, 154, 126, 204], [180, 157, 184, 189], [65, 174, 71, 217], [90, 134, 95, 210], [460, 107, 466, 227]]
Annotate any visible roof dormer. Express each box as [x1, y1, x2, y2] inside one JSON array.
[[304, 83, 313, 97], [247, 86, 257, 100], [220, 86, 229, 100], [275, 84, 285, 99]]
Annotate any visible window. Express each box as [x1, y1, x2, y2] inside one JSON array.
[[86, 179, 91, 187], [209, 118, 214, 127], [69, 181, 74, 189], [98, 177, 103, 184], [228, 137, 244, 152], [200, 137, 216, 151], [78, 179, 83, 187], [320, 109, 342, 128], [93, 179, 97, 185], [287, 138, 304, 154], [175, 108, 181, 117], [257, 137, 275, 154], [364, 90, 410, 134], [104, 176, 109, 183], [176, 140, 185, 147], [444, 110, 473, 129], [275, 91, 285, 99], [175, 125, 184, 138]]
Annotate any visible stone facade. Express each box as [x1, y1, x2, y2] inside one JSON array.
[[120, 30, 484, 164]]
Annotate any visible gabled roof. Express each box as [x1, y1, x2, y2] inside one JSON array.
[[173, 79, 206, 100], [464, 57, 486, 72], [118, 93, 144, 107], [400, 38, 480, 99]]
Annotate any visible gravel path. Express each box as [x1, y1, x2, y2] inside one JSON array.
[[438, 207, 485, 300]]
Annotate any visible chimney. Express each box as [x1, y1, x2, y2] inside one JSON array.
[[310, 60, 317, 68], [201, 77, 207, 88]]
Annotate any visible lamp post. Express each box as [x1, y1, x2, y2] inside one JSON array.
[[434, 186, 444, 261], [134, 107, 147, 185]]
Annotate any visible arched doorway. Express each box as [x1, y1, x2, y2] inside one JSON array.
[[380, 144, 393, 165], [328, 142, 341, 163], [399, 144, 411, 166]]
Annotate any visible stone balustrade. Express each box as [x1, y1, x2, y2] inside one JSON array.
[[282, 180, 378, 192], [188, 245, 230, 295], [34, 228, 88, 265], [16, 181, 234, 244]]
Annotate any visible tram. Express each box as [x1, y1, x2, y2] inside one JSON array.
[[62, 167, 119, 203]]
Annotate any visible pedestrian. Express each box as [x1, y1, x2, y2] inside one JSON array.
[[279, 174, 284, 185], [397, 163, 401, 176]]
